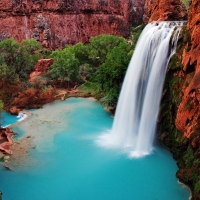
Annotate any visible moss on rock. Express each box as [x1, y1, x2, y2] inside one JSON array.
[[158, 26, 200, 199]]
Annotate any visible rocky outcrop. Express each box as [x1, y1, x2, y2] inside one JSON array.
[[143, 0, 187, 23], [0, 128, 16, 154], [0, 0, 144, 49], [11, 86, 55, 109], [158, 0, 200, 199], [29, 58, 54, 82]]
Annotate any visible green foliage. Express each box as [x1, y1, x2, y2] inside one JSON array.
[[0, 100, 3, 112], [194, 180, 200, 194], [15, 39, 41, 80], [72, 42, 89, 65], [0, 62, 19, 83], [78, 82, 102, 96], [168, 54, 183, 70], [87, 34, 127, 67], [181, 0, 191, 10], [79, 64, 95, 80], [100, 89, 118, 107], [0, 34, 139, 109], [48, 48, 81, 88], [176, 27, 191, 54], [183, 145, 194, 168], [0, 38, 20, 65], [0, 38, 42, 81], [130, 24, 146, 49], [92, 40, 132, 107]]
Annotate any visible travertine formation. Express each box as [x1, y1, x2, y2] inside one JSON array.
[[0, 0, 144, 49]]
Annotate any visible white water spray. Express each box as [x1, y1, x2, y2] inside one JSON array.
[[24, 15, 29, 39], [97, 21, 184, 158]]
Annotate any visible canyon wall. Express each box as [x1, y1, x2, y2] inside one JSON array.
[[143, 0, 187, 22], [0, 0, 144, 49], [176, 0, 200, 139], [0, 0, 189, 49], [158, 0, 200, 198]]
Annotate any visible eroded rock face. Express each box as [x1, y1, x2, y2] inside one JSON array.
[[0, 128, 16, 155], [143, 0, 187, 23], [0, 0, 144, 48], [29, 58, 54, 82], [175, 0, 200, 139]]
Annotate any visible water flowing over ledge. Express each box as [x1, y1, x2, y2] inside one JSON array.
[[97, 21, 185, 158], [1, 112, 28, 128]]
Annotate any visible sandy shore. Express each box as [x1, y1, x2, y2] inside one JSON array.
[[2, 98, 77, 168], [0, 89, 90, 167]]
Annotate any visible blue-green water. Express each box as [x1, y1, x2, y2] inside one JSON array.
[[1, 112, 20, 127], [0, 98, 190, 200]]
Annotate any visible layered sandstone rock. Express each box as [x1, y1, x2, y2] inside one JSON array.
[[175, 0, 200, 139], [0, 0, 144, 49], [143, 0, 187, 23]]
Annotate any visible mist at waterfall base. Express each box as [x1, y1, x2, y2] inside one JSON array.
[[0, 98, 190, 200], [97, 21, 184, 158]]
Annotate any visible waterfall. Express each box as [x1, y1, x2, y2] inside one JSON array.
[[97, 21, 184, 158], [24, 15, 29, 39]]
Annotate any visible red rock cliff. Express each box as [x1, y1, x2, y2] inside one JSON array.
[[175, 0, 200, 140], [143, 0, 187, 23], [0, 0, 144, 49]]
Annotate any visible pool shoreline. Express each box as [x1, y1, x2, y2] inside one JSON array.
[[0, 97, 192, 200]]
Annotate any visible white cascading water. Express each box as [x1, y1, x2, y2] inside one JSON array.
[[97, 21, 184, 158], [24, 15, 29, 39]]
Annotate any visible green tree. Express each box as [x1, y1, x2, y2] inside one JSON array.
[[15, 39, 42, 80], [0, 62, 19, 83], [72, 42, 89, 65], [0, 38, 20, 67], [0, 62, 19, 105], [0, 38, 42, 81], [48, 48, 81, 88], [87, 34, 127, 67], [92, 41, 132, 106]]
